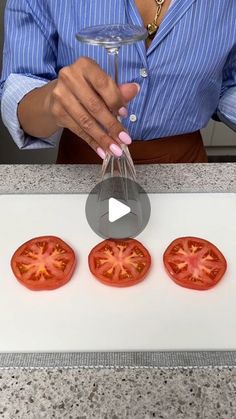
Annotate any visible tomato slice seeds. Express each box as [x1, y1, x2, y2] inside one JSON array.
[[11, 236, 76, 291], [163, 236, 227, 290], [88, 238, 151, 287]]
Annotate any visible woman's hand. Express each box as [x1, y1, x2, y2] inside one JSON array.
[[47, 57, 140, 158]]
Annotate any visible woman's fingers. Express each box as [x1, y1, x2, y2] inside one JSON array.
[[56, 108, 105, 159], [62, 75, 129, 144], [50, 57, 140, 154], [72, 58, 125, 114], [51, 87, 123, 157], [119, 83, 140, 103]]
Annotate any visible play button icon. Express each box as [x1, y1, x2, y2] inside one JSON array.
[[85, 177, 151, 239], [109, 198, 131, 222]]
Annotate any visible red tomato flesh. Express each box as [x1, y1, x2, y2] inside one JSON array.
[[88, 239, 151, 287], [11, 236, 76, 291], [163, 237, 227, 290]]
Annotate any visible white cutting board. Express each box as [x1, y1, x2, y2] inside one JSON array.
[[0, 193, 235, 352]]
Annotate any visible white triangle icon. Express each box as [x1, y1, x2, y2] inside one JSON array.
[[108, 197, 131, 223]]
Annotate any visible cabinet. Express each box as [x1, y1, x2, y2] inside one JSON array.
[[202, 121, 236, 155]]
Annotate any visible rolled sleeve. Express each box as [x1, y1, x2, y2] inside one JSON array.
[[0, 0, 61, 149], [1, 74, 62, 149], [217, 87, 236, 132], [217, 45, 236, 132]]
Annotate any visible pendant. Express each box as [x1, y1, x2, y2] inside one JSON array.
[[147, 22, 158, 37]]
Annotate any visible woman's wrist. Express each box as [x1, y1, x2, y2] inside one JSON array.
[[17, 79, 60, 138], [41, 79, 61, 136]]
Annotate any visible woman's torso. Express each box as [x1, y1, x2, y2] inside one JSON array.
[[40, 0, 236, 139]]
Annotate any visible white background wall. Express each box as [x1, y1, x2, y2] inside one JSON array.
[[0, 0, 235, 163]]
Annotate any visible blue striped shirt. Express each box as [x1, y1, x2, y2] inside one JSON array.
[[0, 0, 236, 150]]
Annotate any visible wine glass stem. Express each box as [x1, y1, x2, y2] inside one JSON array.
[[106, 47, 120, 84]]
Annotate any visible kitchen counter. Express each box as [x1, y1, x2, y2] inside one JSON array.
[[1, 163, 236, 194], [0, 163, 236, 419]]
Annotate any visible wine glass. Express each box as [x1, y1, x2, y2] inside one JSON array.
[[76, 24, 148, 182], [76, 25, 148, 238]]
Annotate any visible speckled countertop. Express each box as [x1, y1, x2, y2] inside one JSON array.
[[1, 163, 236, 194], [0, 163, 236, 419]]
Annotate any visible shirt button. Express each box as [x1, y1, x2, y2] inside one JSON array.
[[140, 68, 148, 78], [130, 114, 137, 122]]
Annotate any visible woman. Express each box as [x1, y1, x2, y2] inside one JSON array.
[[0, 0, 236, 163]]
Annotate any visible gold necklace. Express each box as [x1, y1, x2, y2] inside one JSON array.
[[147, 0, 166, 39]]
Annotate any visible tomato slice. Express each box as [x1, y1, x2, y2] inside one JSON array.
[[163, 237, 227, 290], [11, 236, 76, 291], [88, 239, 151, 287]]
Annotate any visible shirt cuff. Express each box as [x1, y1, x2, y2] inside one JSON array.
[[1, 73, 62, 150], [217, 86, 236, 132]]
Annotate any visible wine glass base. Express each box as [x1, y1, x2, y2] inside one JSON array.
[[76, 24, 148, 47]]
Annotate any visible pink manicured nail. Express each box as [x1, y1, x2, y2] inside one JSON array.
[[96, 147, 106, 160], [118, 107, 128, 118], [110, 143, 123, 157], [119, 131, 132, 145], [133, 83, 141, 93]]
